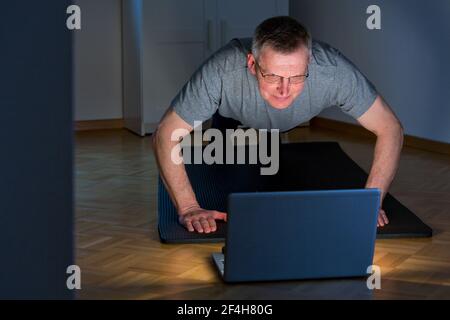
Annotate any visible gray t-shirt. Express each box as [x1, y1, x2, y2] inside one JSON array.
[[171, 38, 377, 132]]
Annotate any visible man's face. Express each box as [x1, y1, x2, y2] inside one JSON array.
[[247, 46, 309, 109]]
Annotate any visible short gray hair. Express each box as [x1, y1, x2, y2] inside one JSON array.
[[252, 16, 312, 62]]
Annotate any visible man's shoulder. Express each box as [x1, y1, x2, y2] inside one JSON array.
[[206, 38, 251, 74], [311, 39, 342, 67]]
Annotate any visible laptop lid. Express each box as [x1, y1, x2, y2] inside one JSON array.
[[223, 189, 380, 282]]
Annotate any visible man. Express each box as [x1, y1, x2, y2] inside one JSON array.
[[152, 16, 404, 234]]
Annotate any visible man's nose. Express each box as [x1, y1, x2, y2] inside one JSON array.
[[277, 78, 290, 96]]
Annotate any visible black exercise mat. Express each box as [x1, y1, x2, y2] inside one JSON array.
[[158, 142, 432, 243]]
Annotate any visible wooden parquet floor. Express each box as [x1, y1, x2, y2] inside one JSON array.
[[75, 127, 450, 299]]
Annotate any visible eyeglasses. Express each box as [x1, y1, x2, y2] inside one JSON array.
[[255, 60, 309, 84]]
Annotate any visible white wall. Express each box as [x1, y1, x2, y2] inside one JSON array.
[[74, 0, 123, 121], [291, 0, 450, 143]]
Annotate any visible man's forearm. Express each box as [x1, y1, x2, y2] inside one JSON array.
[[152, 132, 200, 215], [365, 127, 404, 200]]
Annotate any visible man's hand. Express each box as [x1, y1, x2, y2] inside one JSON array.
[[377, 208, 389, 227], [178, 207, 227, 233]]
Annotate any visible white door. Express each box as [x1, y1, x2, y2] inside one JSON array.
[[123, 0, 289, 135], [122, 0, 144, 135], [141, 0, 215, 134]]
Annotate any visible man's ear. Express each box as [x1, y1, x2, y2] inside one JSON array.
[[247, 53, 257, 75]]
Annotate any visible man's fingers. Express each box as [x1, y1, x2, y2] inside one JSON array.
[[192, 220, 203, 233], [181, 209, 228, 233], [207, 217, 217, 232], [213, 211, 227, 221], [185, 220, 195, 232], [200, 218, 211, 233], [379, 209, 389, 226], [382, 211, 389, 224], [378, 215, 385, 227]]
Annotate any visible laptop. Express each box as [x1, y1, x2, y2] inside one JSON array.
[[212, 189, 380, 282]]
